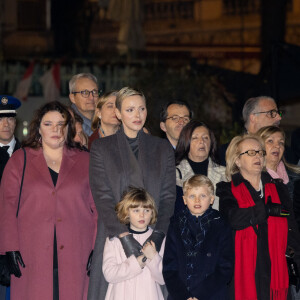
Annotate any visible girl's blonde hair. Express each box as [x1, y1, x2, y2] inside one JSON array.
[[115, 187, 157, 225], [256, 126, 300, 174], [225, 134, 265, 180], [91, 91, 118, 131]]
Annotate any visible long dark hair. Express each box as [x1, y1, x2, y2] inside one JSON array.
[[22, 101, 82, 150], [175, 120, 219, 165]]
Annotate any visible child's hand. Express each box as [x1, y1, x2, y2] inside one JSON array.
[[142, 241, 157, 260], [136, 255, 146, 269], [187, 298, 198, 300]]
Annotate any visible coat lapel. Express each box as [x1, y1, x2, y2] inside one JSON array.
[[116, 130, 131, 188], [137, 132, 149, 187], [55, 147, 77, 189], [176, 159, 194, 187], [29, 147, 54, 187], [207, 158, 222, 186]]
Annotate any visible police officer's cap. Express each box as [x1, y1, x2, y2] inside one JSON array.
[[0, 95, 21, 117]]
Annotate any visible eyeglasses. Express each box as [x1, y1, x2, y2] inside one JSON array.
[[252, 109, 283, 118], [166, 115, 190, 124], [72, 89, 99, 98], [239, 149, 266, 157]]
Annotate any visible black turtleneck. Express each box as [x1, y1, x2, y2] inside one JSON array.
[[126, 135, 139, 159], [187, 157, 209, 176]]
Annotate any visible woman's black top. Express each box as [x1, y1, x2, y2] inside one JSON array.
[[187, 157, 209, 176], [126, 135, 139, 159], [49, 167, 59, 300]]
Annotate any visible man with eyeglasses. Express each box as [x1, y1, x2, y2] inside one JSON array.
[[219, 96, 284, 166], [243, 96, 282, 134], [221, 96, 299, 166], [160, 100, 193, 149], [0, 95, 21, 300], [69, 73, 99, 137]]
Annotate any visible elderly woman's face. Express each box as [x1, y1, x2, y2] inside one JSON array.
[[39, 111, 67, 150], [188, 126, 211, 162], [235, 138, 265, 178], [264, 132, 285, 169]]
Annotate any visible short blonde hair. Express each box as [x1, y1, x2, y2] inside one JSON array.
[[225, 134, 265, 180], [116, 87, 146, 111], [115, 187, 157, 225], [91, 91, 118, 131], [183, 175, 214, 196]]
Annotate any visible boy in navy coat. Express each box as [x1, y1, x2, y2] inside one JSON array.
[[163, 175, 234, 300]]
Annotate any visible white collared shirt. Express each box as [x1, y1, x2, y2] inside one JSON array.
[[0, 136, 16, 157]]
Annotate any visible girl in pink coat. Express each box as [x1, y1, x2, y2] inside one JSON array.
[[102, 187, 165, 300]]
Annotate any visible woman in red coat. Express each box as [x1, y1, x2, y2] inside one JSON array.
[[0, 101, 98, 300]]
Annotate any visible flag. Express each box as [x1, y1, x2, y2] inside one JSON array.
[[14, 61, 35, 101], [39, 63, 61, 102]]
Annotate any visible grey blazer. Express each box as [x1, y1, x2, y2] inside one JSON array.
[[88, 129, 176, 300]]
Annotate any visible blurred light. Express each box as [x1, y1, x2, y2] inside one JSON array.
[[23, 121, 28, 137]]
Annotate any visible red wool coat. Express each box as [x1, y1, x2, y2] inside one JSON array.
[[0, 147, 98, 300]]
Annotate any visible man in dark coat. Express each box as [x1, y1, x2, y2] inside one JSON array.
[[0, 95, 21, 300]]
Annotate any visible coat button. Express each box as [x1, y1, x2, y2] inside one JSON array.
[[60, 245, 64, 250], [52, 191, 55, 196], [207, 252, 211, 257], [57, 218, 62, 222]]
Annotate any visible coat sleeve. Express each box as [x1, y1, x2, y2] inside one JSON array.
[[194, 223, 234, 299], [155, 143, 176, 234], [0, 151, 23, 252], [293, 179, 300, 231], [145, 238, 165, 285], [102, 238, 142, 283], [89, 140, 127, 237], [163, 224, 192, 300], [216, 181, 265, 230], [275, 180, 300, 254]]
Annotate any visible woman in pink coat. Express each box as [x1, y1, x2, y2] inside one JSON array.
[[0, 101, 98, 300], [102, 187, 165, 300]]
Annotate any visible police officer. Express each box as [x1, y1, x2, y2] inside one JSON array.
[[0, 96, 21, 183], [0, 95, 21, 300]]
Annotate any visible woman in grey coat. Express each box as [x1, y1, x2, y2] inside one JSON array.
[[87, 87, 176, 300]]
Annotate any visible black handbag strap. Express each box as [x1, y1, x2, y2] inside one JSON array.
[[16, 148, 26, 218]]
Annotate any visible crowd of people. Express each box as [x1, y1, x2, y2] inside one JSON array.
[[0, 72, 300, 300]]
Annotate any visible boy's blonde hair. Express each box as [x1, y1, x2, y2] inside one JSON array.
[[183, 174, 214, 196], [115, 187, 157, 225]]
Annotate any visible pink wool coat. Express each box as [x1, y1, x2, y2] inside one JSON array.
[[103, 228, 165, 300], [0, 147, 98, 300]]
